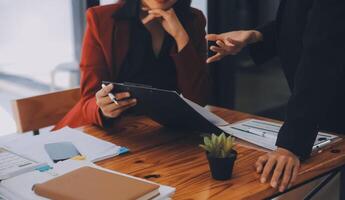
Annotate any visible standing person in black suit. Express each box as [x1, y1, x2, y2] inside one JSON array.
[[206, 0, 345, 192]]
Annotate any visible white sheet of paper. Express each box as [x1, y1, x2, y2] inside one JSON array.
[[0, 127, 121, 165], [179, 96, 339, 151], [181, 96, 229, 126], [223, 119, 339, 151]]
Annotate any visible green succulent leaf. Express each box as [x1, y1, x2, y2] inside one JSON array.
[[200, 133, 235, 158], [220, 133, 226, 144], [199, 144, 211, 153], [204, 136, 211, 146]]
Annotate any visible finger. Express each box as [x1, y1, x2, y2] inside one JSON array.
[[108, 99, 137, 117], [223, 38, 236, 47], [97, 95, 113, 107], [216, 40, 229, 50], [96, 84, 114, 98], [103, 98, 137, 114], [206, 53, 223, 64], [205, 34, 221, 42], [141, 6, 149, 11], [210, 46, 226, 54], [166, 8, 175, 14], [270, 157, 287, 189], [148, 9, 169, 19], [290, 161, 300, 184], [261, 157, 277, 183], [142, 14, 157, 24], [226, 37, 243, 46], [216, 40, 240, 54], [279, 158, 294, 192], [115, 92, 131, 100], [255, 155, 268, 174]]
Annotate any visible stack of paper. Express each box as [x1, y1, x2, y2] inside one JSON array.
[[0, 160, 175, 200], [0, 127, 123, 165], [182, 98, 339, 151], [221, 119, 339, 151]]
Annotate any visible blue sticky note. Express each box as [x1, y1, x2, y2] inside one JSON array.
[[36, 165, 52, 172], [118, 147, 129, 155]]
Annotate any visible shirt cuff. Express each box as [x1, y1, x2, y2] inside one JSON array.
[[248, 21, 277, 65], [171, 41, 194, 63], [276, 120, 318, 160], [86, 96, 105, 128]]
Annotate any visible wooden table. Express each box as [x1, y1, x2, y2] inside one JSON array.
[[82, 106, 345, 200]]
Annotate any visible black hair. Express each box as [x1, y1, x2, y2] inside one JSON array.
[[114, 0, 192, 21]]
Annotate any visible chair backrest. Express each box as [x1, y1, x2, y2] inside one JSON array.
[[11, 88, 80, 133]]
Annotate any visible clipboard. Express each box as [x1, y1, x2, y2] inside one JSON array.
[[102, 81, 222, 134]]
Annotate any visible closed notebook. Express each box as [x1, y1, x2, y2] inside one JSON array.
[[32, 166, 160, 200]]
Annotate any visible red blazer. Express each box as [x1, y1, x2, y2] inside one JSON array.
[[54, 3, 211, 130]]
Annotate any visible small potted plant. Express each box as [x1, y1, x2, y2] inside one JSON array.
[[200, 133, 237, 180]]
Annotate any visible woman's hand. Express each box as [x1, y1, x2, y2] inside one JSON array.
[[144, 8, 189, 52], [205, 30, 263, 63], [95, 84, 137, 119], [255, 147, 300, 192]]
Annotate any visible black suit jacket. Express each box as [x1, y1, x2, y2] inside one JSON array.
[[250, 0, 345, 159]]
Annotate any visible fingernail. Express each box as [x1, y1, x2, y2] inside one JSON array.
[[279, 186, 285, 192], [260, 177, 266, 183], [125, 93, 130, 97], [256, 167, 261, 173], [271, 181, 277, 188], [133, 99, 137, 103]]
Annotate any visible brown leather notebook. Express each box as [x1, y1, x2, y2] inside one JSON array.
[[33, 167, 160, 200]]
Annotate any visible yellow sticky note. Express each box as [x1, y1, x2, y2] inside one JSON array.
[[71, 155, 86, 160]]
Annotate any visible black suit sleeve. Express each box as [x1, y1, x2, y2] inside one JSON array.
[[276, 0, 345, 159], [248, 21, 278, 65]]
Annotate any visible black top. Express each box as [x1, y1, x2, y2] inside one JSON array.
[[117, 19, 178, 91], [250, 0, 345, 159]]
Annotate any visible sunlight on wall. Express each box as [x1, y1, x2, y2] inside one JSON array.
[[0, 0, 75, 85]]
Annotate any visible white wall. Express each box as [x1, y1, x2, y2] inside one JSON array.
[[192, 0, 207, 15], [0, 0, 75, 85]]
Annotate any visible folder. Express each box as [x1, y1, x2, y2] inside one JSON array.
[[103, 81, 223, 134], [33, 166, 160, 200]]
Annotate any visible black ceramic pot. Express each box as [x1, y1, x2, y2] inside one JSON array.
[[206, 150, 237, 181]]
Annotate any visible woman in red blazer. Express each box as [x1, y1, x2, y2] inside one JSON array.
[[54, 0, 210, 130]]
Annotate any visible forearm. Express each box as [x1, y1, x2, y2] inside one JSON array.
[[248, 21, 278, 65], [174, 29, 190, 52], [276, 0, 345, 159]]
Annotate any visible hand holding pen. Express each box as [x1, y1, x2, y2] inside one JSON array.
[[95, 84, 137, 118]]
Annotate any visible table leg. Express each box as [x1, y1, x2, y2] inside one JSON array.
[[341, 166, 345, 200]]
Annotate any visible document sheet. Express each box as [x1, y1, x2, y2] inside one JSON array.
[[0, 127, 122, 165], [181, 97, 339, 151]]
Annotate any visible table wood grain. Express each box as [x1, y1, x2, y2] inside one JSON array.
[[81, 106, 345, 200]]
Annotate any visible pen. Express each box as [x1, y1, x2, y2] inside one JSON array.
[[101, 84, 119, 105], [313, 140, 331, 150], [248, 128, 276, 139], [231, 127, 276, 139]]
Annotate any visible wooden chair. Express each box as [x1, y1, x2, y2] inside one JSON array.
[[11, 88, 80, 134]]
